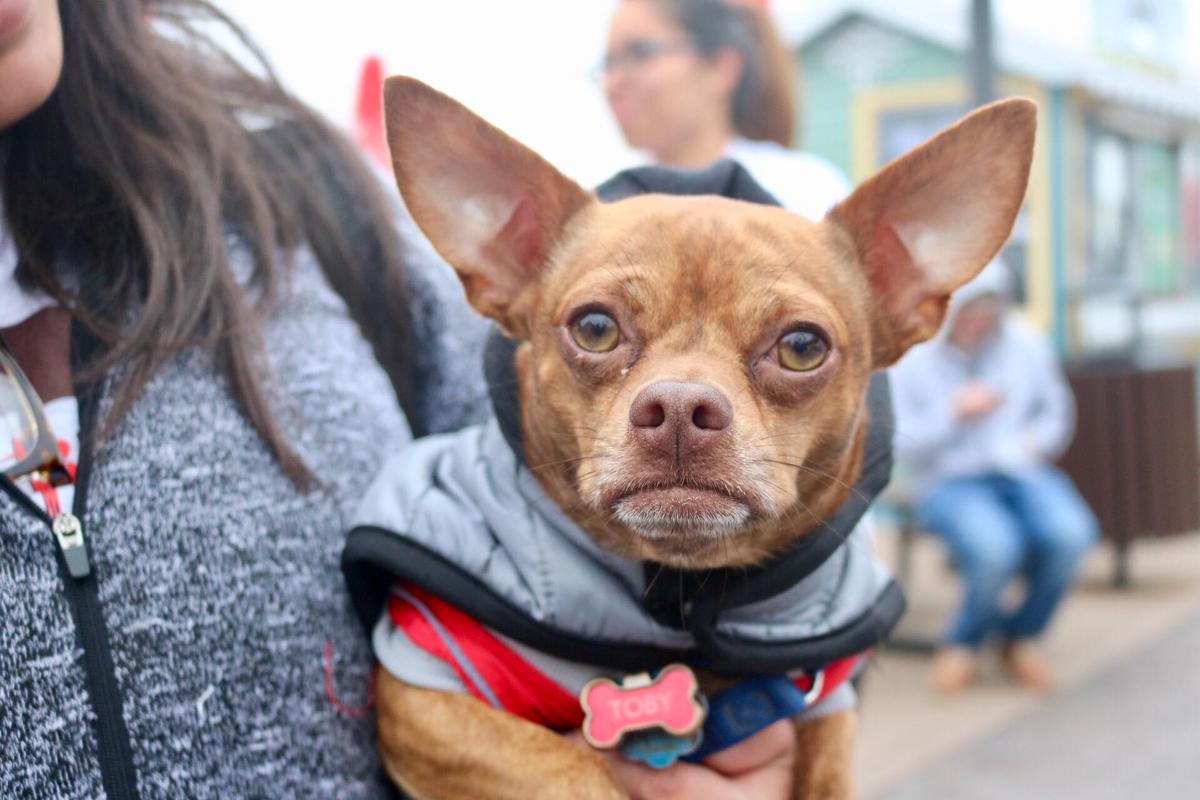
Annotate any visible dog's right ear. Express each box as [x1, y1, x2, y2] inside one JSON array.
[[383, 77, 592, 331]]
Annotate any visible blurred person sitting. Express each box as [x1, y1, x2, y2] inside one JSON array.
[[890, 259, 1099, 693], [602, 0, 850, 218]]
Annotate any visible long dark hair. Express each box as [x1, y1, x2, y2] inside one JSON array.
[[2, 0, 414, 484], [650, 0, 797, 146]]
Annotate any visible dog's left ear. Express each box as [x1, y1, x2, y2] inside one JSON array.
[[829, 98, 1037, 366], [383, 77, 593, 331]]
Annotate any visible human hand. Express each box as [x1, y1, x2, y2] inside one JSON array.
[[569, 719, 796, 800], [954, 382, 1003, 420]]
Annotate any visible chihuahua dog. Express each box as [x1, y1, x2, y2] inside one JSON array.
[[361, 78, 1035, 799]]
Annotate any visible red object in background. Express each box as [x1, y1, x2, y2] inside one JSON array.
[[354, 55, 389, 168]]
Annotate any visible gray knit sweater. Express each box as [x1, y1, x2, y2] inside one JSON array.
[[0, 234, 490, 797]]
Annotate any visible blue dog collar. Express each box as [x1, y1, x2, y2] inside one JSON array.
[[684, 670, 826, 763]]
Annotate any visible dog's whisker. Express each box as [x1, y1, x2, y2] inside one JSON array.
[[890, 427, 929, 447], [788, 495, 849, 545], [642, 563, 666, 599], [527, 455, 594, 472], [756, 456, 872, 507]]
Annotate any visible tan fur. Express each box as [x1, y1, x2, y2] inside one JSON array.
[[377, 671, 624, 800], [377, 77, 1037, 798], [792, 711, 858, 799]]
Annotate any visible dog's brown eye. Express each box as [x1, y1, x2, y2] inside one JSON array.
[[778, 329, 828, 372], [570, 311, 620, 353]]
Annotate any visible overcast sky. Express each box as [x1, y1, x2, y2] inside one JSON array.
[[218, 0, 1200, 185]]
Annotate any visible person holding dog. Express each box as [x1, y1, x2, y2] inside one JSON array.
[[602, 0, 850, 218], [0, 0, 487, 796], [890, 258, 1099, 693]]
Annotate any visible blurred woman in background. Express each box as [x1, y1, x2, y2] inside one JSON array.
[[602, 0, 850, 217], [1, 0, 485, 796]]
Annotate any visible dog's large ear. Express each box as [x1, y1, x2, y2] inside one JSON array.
[[383, 77, 593, 330], [829, 98, 1036, 366]]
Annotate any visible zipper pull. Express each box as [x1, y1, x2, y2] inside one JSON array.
[[52, 512, 91, 579]]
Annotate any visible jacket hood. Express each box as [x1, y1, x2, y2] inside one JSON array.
[[941, 256, 1015, 339]]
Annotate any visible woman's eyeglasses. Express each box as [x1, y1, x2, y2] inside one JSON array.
[[599, 38, 694, 77], [0, 341, 70, 484]]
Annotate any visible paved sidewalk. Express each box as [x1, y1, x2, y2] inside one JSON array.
[[857, 530, 1200, 797], [876, 609, 1200, 799]]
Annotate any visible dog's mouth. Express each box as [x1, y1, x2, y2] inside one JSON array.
[[604, 481, 753, 541]]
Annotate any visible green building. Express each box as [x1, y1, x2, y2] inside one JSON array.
[[786, 1, 1200, 361]]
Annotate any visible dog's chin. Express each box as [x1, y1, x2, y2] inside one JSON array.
[[611, 486, 751, 560]]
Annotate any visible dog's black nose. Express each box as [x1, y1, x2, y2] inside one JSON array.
[[630, 381, 733, 457]]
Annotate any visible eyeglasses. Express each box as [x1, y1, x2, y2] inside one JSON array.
[[0, 341, 69, 484], [599, 38, 695, 77]]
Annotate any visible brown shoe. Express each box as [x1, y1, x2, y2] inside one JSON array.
[[1001, 641, 1057, 693], [931, 646, 977, 694]]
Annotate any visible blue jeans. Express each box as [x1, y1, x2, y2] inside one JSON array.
[[918, 467, 1099, 648]]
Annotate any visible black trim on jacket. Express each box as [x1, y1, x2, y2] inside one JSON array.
[[342, 526, 905, 675]]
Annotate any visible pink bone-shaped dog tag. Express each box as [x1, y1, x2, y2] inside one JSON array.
[[579, 664, 706, 749]]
